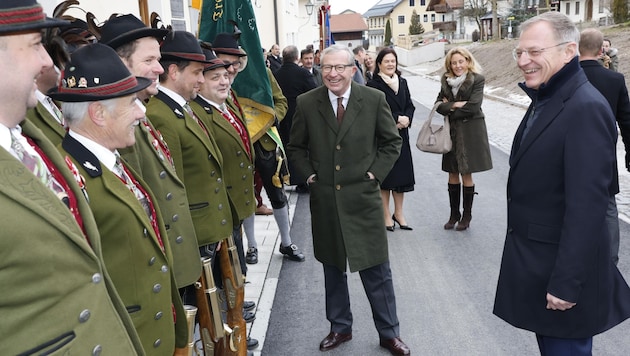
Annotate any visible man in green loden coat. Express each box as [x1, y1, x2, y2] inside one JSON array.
[[287, 44, 410, 355]]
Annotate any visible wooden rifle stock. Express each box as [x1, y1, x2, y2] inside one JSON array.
[[217, 235, 247, 355], [195, 257, 229, 355]]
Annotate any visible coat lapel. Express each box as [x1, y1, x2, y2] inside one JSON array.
[[337, 83, 363, 141]]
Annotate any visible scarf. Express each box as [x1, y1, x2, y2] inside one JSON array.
[[446, 73, 467, 97], [378, 72, 399, 94]]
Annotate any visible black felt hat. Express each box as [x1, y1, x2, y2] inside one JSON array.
[[48, 43, 152, 102], [0, 0, 69, 35], [100, 14, 168, 50], [160, 30, 209, 63], [211, 33, 247, 57], [202, 48, 231, 72]]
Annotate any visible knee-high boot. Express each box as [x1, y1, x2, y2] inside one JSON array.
[[444, 183, 461, 230], [456, 186, 476, 231]]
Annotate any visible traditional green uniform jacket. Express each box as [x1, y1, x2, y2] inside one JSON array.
[[146, 91, 233, 244], [196, 95, 255, 224], [26, 100, 66, 146], [120, 117, 202, 288], [287, 83, 402, 272], [0, 120, 144, 355], [60, 134, 187, 355], [257, 68, 288, 150]]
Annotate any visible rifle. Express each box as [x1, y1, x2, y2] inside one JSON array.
[[216, 235, 247, 355], [183, 305, 198, 356], [195, 256, 233, 355]]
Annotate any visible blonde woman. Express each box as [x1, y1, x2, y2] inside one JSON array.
[[435, 47, 492, 231]]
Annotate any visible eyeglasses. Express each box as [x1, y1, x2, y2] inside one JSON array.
[[321, 64, 353, 73], [227, 60, 241, 69], [512, 42, 569, 60]]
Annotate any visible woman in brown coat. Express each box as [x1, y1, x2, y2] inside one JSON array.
[[435, 47, 492, 230]]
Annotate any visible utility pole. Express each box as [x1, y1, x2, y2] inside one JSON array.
[[492, 0, 499, 40]]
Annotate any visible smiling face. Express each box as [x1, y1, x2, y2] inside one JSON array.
[[321, 50, 355, 97], [516, 21, 573, 90], [449, 53, 469, 77], [378, 53, 397, 77], [100, 94, 145, 150], [301, 52, 314, 70], [170, 61, 205, 101], [122, 37, 163, 100], [216, 53, 241, 84], [0, 31, 53, 127], [200, 67, 230, 104]]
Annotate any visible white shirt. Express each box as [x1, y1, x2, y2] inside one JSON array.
[[0, 123, 41, 161], [328, 86, 351, 117], [158, 86, 187, 109], [68, 130, 118, 173]]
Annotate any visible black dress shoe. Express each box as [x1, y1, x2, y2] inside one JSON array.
[[379, 336, 410, 355], [392, 215, 412, 230], [243, 300, 256, 311], [319, 332, 352, 351], [247, 336, 259, 350], [243, 310, 256, 323], [246, 247, 258, 264], [295, 184, 309, 193], [279, 243, 305, 262]]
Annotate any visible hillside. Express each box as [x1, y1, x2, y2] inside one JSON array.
[[431, 25, 629, 102]]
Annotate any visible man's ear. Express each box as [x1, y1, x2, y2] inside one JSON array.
[[88, 102, 106, 127], [167, 63, 180, 81], [564, 42, 578, 63]]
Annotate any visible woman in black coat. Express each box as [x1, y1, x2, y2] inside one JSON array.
[[435, 47, 492, 231], [367, 48, 416, 231]]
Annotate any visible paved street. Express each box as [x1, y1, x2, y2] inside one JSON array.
[[244, 71, 630, 355]]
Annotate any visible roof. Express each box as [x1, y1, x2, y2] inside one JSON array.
[[330, 13, 368, 33], [363, 0, 404, 18], [426, 0, 464, 11]]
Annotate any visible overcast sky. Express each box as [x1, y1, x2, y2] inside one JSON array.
[[327, 0, 383, 15]]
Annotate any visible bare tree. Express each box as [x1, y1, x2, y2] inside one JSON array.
[[460, 0, 490, 40]]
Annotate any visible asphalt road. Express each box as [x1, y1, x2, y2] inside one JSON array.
[[261, 75, 630, 355]]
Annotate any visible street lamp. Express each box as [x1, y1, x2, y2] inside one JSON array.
[[305, 0, 315, 16]]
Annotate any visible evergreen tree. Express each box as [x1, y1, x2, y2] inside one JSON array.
[[385, 19, 392, 46], [612, 0, 629, 24], [409, 9, 425, 35]]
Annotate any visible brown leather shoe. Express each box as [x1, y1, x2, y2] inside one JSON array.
[[379, 336, 410, 355], [256, 204, 273, 215], [319, 332, 352, 351]]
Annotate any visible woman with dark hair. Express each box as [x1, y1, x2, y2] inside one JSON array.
[[435, 47, 492, 231], [367, 47, 415, 231]]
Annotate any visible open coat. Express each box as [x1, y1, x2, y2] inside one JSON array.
[[287, 83, 402, 272], [493, 58, 630, 338]]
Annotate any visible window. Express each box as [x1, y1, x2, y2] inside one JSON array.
[[421, 0, 426, 5], [410, 0, 415, 5], [423, 14, 428, 22], [431, 14, 435, 22], [398, 15, 405, 24], [599, 0, 604, 13], [575, 2, 579, 15], [565, 3, 570, 15]]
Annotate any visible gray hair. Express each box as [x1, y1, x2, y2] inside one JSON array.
[[62, 98, 119, 126], [282, 45, 299, 64], [520, 11, 579, 48], [321, 44, 354, 66]]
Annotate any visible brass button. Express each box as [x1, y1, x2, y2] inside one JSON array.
[[336, 145, 341, 150], [335, 165, 340, 171], [336, 185, 341, 190]]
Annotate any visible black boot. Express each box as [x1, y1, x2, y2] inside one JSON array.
[[456, 186, 477, 231], [444, 183, 461, 230]]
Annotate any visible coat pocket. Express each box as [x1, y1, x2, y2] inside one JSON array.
[[18, 331, 75, 355], [526, 223, 561, 244]]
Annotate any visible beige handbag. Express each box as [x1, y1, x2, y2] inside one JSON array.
[[416, 103, 452, 154]]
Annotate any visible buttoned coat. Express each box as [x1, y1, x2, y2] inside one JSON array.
[[367, 74, 416, 190], [60, 134, 187, 355], [493, 59, 630, 338], [119, 118, 202, 288], [287, 83, 402, 272], [26, 100, 66, 146], [202, 97, 256, 224], [146, 92, 233, 245], [435, 72, 492, 174], [0, 120, 144, 355]]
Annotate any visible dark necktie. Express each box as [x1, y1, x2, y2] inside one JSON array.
[[337, 97, 345, 125], [11, 130, 64, 196], [184, 103, 210, 137]]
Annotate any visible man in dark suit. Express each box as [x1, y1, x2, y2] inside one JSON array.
[[53, 44, 188, 355], [287, 44, 409, 355], [579, 28, 630, 266], [274, 45, 317, 191], [268, 43, 282, 73], [301, 47, 322, 86], [0, 2, 143, 353], [493, 12, 630, 355]]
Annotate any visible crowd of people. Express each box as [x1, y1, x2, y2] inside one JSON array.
[[2, 0, 630, 355]]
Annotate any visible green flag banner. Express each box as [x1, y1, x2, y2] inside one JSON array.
[[198, 0, 275, 142]]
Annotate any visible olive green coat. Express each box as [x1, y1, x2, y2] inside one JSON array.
[[0, 120, 143, 355], [203, 96, 256, 224], [26, 100, 66, 146], [120, 118, 202, 288], [146, 91, 233, 244], [287, 83, 402, 272], [60, 134, 187, 355]]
